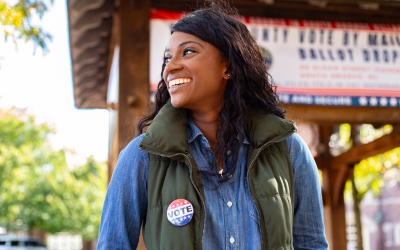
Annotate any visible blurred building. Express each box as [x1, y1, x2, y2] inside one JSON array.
[[346, 170, 400, 250], [66, 1, 400, 249]]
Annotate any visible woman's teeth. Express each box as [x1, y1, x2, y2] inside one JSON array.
[[169, 78, 191, 88]]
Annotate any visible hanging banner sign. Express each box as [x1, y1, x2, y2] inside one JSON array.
[[150, 9, 400, 107]]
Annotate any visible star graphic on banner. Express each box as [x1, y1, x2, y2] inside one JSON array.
[[370, 97, 378, 106], [390, 98, 398, 107], [380, 97, 388, 107], [358, 97, 368, 106]]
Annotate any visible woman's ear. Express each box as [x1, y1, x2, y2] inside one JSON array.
[[222, 61, 232, 80], [223, 70, 231, 80]]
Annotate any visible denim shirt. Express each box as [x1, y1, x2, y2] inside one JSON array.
[[97, 118, 328, 250]]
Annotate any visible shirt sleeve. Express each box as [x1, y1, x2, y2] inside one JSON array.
[[287, 133, 329, 250], [97, 134, 149, 250]]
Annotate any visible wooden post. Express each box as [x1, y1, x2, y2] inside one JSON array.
[[319, 125, 348, 250], [117, 0, 150, 160], [117, 1, 150, 249]]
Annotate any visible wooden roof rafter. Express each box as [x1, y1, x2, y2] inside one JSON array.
[[67, 0, 115, 109]]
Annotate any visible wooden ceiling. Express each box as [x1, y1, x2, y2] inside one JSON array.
[[67, 0, 400, 109], [153, 0, 400, 23], [67, 0, 113, 109]]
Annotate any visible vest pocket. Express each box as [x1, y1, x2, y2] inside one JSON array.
[[258, 194, 293, 249]]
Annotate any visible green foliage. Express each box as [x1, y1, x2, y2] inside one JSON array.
[[0, 108, 107, 239], [343, 124, 399, 201], [0, 0, 53, 52]]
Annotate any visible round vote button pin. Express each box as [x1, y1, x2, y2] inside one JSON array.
[[167, 199, 194, 226]]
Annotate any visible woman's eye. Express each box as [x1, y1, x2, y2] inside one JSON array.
[[164, 57, 171, 63], [184, 49, 196, 56]]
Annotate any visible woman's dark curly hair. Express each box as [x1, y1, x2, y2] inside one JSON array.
[[138, 1, 286, 183]]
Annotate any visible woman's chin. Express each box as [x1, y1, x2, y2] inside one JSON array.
[[170, 97, 186, 109]]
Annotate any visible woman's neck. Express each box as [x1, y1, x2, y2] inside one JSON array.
[[189, 107, 220, 153]]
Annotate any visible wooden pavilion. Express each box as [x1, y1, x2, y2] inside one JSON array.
[[67, 0, 400, 249]]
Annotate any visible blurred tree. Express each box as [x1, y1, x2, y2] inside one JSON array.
[[0, 108, 107, 240], [340, 124, 399, 250], [0, 0, 52, 52]]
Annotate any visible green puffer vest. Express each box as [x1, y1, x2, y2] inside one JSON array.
[[139, 100, 296, 250]]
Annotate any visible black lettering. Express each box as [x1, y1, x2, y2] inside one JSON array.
[[174, 210, 180, 216], [337, 49, 345, 60], [363, 50, 370, 62], [328, 31, 333, 45], [283, 29, 288, 42], [309, 30, 316, 44], [348, 49, 354, 61], [299, 48, 306, 59], [369, 34, 378, 46], [319, 49, 326, 60], [187, 206, 193, 213], [328, 49, 335, 60], [383, 50, 389, 62], [343, 32, 349, 45], [180, 207, 186, 214], [382, 35, 388, 46], [320, 30, 324, 44], [263, 29, 268, 41], [390, 35, 395, 45], [299, 30, 305, 43], [374, 50, 379, 62], [274, 28, 278, 42], [354, 33, 358, 46], [396, 36, 400, 46], [310, 49, 317, 59]]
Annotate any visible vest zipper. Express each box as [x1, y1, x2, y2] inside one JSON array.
[[246, 131, 295, 250], [139, 147, 206, 250]]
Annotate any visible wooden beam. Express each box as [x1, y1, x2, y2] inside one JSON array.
[[152, 0, 400, 23], [332, 165, 351, 206], [318, 125, 348, 250], [283, 105, 400, 124], [117, 0, 150, 156], [332, 126, 400, 166], [116, 3, 150, 250]]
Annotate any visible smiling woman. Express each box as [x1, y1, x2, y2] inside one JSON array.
[[163, 32, 229, 116], [97, 1, 328, 250]]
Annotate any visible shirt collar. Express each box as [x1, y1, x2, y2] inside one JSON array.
[[187, 115, 250, 145]]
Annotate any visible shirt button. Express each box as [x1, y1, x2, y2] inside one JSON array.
[[227, 201, 233, 207], [230, 236, 235, 244]]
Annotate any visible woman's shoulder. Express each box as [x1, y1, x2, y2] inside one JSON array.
[[285, 133, 316, 175], [113, 134, 149, 180], [286, 133, 309, 154], [121, 133, 147, 157]]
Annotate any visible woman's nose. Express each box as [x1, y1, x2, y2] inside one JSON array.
[[164, 57, 183, 75]]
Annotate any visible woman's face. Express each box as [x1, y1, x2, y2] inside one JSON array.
[[163, 32, 230, 111]]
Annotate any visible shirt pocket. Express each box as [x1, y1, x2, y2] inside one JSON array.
[[245, 178, 260, 224]]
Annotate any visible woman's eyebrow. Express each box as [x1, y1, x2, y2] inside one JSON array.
[[178, 41, 203, 48], [164, 41, 204, 53]]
